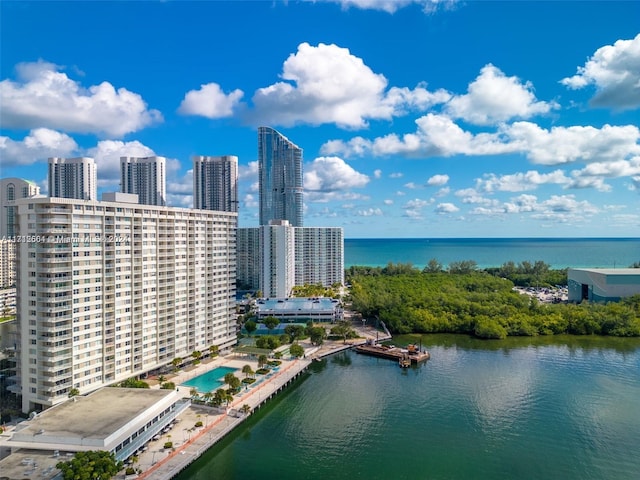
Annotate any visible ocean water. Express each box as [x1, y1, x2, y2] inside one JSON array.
[[344, 238, 640, 269], [176, 335, 640, 480]]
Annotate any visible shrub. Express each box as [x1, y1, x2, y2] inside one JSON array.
[[194, 421, 203, 428], [256, 368, 270, 375], [242, 377, 256, 385], [163, 441, 173, 449]]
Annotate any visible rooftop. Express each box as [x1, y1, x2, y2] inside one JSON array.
[[256, 297, 339, 313], [11, 388, 173, 445]]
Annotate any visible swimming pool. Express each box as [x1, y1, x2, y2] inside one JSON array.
[[181, 366, 237, 392]]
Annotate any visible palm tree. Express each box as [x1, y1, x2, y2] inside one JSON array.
[[241, 364, 254, 379], [257, 354, 268, 370], [213, 388, 227, 407], [203, 391, 213, 406], [189, 387, 198, 399], [209, 345, 219, 358], [240, 404, 251, 415]]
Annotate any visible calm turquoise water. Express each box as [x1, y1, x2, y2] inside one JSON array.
[[176, 335, 640, 480], [181, 366, 237, 392], [345, 238, 640, 269]]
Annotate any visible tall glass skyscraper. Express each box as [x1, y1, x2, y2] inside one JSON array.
[[258, 126, 303, 227]]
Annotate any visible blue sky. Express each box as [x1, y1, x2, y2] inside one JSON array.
[[1, 0, 639, 238]]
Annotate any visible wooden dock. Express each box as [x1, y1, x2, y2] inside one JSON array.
[[354, 343, 430, 365]]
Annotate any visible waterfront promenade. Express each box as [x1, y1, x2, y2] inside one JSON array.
[[129, 324, 386, 480]]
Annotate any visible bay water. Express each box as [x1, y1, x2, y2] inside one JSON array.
[[176, 335, 640, 480], [344, 238, 640, 269]]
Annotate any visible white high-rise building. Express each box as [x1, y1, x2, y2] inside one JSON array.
[[14, 196, 237, 413], [0, 239, 16, 288], [238, 224, 344, 296], [193, 155, 238, 212], [48, 157, 97, 200], [0, 177, 40, 238], [260, 220, 296, 298], [120, 156, 166, 206], [295, 227, 344, 287]]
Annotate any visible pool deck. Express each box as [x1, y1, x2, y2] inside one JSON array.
[[99, 320, 389, 480], [134, 355, 312, 480]]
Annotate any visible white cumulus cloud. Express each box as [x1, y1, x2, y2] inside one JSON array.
[[561, 33, 640, 110], [435, 202, 459, 214], [304, 156, 370, 192], [0, 60, 162, 136], [446, 64, 557, 125], [0, 128, 78, 166], [251, 42, 446, 128], [178, 82, 244, 118], [476, 170, 570, 192], [426, 174, 449, 186]]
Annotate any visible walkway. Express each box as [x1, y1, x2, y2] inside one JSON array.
[[132, 357, 311, 480]]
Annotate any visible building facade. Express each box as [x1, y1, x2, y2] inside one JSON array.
[[48, 157, 97, 201], [236, 227, 261, 290], [258, 127, 303, 227], [0, 239, 17, 288], [295, 227, 344, 287], [193, 155, 238, 212], [237, 224, 344, 295], [120, 156, 167, 206], [14, 196, 237, 413], [1, 177, 41, 238], [259, 220, 296, 298]]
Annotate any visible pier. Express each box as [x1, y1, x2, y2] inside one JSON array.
[[354, 343, 430, 365]]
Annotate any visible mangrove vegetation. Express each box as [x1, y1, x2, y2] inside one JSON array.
[[347, 262, 640, 339]]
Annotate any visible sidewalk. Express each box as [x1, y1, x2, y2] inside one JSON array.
[[131, 356, 311, 480]]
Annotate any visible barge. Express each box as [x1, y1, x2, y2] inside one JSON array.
[[355, 341, 430, 366]]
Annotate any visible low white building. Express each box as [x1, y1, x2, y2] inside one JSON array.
[[568, 268, 640, 302], [5, 388, 189, 462], [255, 297, 343, 324]]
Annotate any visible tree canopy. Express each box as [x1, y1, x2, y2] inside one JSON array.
[[56, 451, 123, 480], [348, 264, 640, 338]]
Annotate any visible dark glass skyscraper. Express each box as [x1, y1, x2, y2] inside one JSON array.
[[258, 126, 303, 227]]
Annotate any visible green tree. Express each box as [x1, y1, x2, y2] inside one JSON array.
[[241, 364, 254, 379], [68, 388, 80, 398], [284, 324, 305, 343], [309, 326, 327, 346], [289, 343, 305, 358], [160, 381, 176, 390], [224, 372, 241, 392], [257, 354, 268, 369], [209, 345, 219, 357], [262, 316, 280, 334], [56, 450, 123, 480], [330, 320, 353, 344], [213, 388, 227, 406], [423, 258, 443, 273], [448, 260, 478, 274], [244, 320, 257, 337], [119, 378, 150, 389], [240, 404, 251, 415], [191, 350, 202, 364], [171, 357, 182, 372]]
